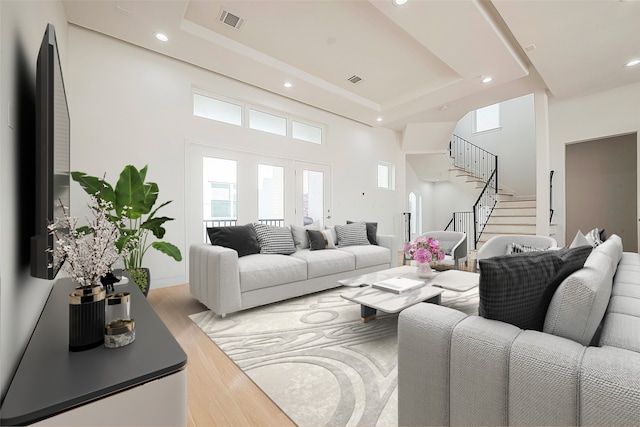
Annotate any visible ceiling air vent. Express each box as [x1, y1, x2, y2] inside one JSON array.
[[218, 9, 245, 30], [347, 75, 363, 84]]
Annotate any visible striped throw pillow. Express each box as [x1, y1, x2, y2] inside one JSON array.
[[506, 242, 548, 255], [253, 223, 296, 255], [335, 222, 370, 247], [585, 228, 604, 247]]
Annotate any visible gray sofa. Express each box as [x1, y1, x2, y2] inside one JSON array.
[[190, 233, 397, 317], [398, 234, 640, 426]]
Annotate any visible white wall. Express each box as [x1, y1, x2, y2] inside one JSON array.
[[549, 82, 640, 247], [67, 26, 406, 288], [0, 0, 68, 401], [432, 181, 477, 230], [402, 121, 457, 152], [454, 93, 536, 197], [405, 160, 476, 239]]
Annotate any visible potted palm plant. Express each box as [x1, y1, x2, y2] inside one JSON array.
[[72, 165, 182, 296]]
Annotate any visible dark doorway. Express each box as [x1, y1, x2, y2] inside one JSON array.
[[566, 133, 638, 252]]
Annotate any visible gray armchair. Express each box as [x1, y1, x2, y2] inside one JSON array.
[[420, 231, 468, 269], [474, 234, 558, 271]]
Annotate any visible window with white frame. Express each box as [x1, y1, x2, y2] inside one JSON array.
[[258, 164, 285, 224], [248, 109, 287, 136], [473, 103, 500, 133], [203, 157, 237, 221], [193, 93, 242, 126], [377, 162, 395, 190], [292, 120, 323, 144]]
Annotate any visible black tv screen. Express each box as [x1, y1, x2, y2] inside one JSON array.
[[30, 23, 70, 280]]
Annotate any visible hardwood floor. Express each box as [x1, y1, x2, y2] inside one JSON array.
[[147, 284, 295, 427]]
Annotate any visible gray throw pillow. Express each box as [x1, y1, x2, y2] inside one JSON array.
[[290, 222, 320, 249], [478, 245, 593, 331]]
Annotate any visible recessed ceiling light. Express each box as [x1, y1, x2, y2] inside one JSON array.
[[376, 117, 383, 122], [154, 32, 168, 42], [482, 76, 493, 83], [284, 82, 292, 88], [393, 0, 408, 5], [625, 59, 640, 67]]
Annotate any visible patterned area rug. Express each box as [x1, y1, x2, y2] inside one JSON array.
[[189, 286, 479, 427]]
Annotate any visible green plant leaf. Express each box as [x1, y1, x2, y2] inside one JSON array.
[[142, 182, 159, 214], [71, 171, 116, 205], [151, 242, 182, 261], [138, 165, 148, 184], [76, 225, 92, 235], [115, 165, 146, 219], [146, 200, 172, 221], [141, 216, 174, 239]]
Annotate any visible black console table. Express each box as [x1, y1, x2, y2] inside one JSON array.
[[1, 278, 187, 426]]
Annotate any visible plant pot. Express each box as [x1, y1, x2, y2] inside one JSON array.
[[69, 284, 106, 352], [125, 268, 151, 297]]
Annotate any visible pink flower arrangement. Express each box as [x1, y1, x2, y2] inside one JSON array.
[[404, 236, 445, 265]]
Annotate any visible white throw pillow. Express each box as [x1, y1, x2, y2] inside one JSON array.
[[569, 230, 591, 248]]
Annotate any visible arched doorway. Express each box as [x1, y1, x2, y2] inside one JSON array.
[[409, 191, 422, 240]]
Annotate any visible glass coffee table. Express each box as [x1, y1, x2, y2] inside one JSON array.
[[339, 265, 479, 322]]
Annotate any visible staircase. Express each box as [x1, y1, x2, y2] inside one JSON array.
[[447, 167, 535, 244], [479, 195, 557, 244], [445, 135, 556, 262], [466, 195, 557, 263]]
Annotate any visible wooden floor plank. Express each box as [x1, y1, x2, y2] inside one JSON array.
[[147, 284, 295, 427]]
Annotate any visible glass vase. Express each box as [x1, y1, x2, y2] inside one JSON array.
[[416, 262, 435, 279]]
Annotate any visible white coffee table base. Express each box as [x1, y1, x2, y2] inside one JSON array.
[[357, 292, 442, 323], [341, 283, 444, 323]]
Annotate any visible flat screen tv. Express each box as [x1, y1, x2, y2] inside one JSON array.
[[30, 23, 70, 279]]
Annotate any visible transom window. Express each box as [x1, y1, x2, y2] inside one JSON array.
[[193, 94, 242, 126], [249, 109, 287, 136], [193, 90, 325, 144], [473, 103, 500, 133]]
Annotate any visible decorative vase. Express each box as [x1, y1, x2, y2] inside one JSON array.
[[416, 262, 435, 279], [69, 284, 106, 352]]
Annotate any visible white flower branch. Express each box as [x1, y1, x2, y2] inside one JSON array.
[[48, 195, 129, 289]]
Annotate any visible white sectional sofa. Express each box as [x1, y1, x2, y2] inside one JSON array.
[[398, 234, 640, 426], [189, 222, 397, 317]]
